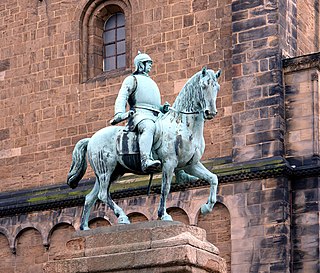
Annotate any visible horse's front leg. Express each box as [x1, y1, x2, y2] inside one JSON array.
[[185, 162, 218, 215], [158, 161, 176, 221]]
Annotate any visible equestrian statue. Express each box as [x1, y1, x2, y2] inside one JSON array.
[[67, 52, 221, 230]]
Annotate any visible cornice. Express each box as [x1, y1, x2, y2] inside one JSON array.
[[0, 156, 319, 217], [282, 52, 320, 73]]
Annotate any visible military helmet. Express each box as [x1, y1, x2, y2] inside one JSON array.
[[133, 51, 152, 72]]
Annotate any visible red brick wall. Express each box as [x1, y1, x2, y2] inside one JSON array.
[[0, 0, 232, 192], [0, 234, 13, 273], [15, 228, 46, 273]]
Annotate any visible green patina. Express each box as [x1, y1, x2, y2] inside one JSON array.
[[26, 159, 287, 204], [27, 190, 91, 203]]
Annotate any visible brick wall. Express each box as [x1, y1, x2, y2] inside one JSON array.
[[0, 0, 233, 192], [231, 0, 298, 162], [198, 202, 231, 273], [292, 177, 320, 273]]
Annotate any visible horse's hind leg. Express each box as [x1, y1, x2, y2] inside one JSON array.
[[184, 162, 218, 215], [80, 179, 99, 230], [98, 171, 130, 224]]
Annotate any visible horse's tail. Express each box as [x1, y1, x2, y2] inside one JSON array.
[[67, 138, 90, 189]]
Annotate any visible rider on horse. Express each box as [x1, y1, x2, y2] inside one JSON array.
[[112, 52, 169, 173]]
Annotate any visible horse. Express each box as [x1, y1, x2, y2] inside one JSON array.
[[67, 67, 221, 230]]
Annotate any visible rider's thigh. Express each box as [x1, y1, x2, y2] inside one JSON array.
[[138, 119, 155, 134]]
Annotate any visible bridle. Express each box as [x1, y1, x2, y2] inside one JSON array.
[[168, 107, 202, 115]]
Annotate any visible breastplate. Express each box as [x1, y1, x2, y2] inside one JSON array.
[[129, 75, 161, 108]]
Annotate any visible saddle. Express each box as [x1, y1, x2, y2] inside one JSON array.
[[116, 130, 144, 174]]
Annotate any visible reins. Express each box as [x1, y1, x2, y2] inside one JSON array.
[[168, 107, 202, 115]]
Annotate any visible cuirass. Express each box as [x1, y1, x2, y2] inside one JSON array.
[[128, 75, 161, 108]]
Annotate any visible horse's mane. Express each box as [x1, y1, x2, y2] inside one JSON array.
[[172, 71, 203, 112]]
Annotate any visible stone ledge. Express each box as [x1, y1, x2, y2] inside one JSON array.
[[283, 52, 320, 73], [0, 156, 318, 217], [43, 221, 226, 273]]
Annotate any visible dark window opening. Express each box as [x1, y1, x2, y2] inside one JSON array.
[[103, 13, 126, 71]]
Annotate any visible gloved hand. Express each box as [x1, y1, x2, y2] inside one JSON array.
[[110, 111, 134, 125], [161, 102, 170, 113]]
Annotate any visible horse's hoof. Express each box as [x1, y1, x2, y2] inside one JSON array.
[[118, 215, 130, 224], [80, 225, 90, 231], [161, 214, 173, 221], [200, 203, 212, 215]]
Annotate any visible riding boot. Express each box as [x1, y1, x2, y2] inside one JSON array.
[[139, 129, 161, 173]]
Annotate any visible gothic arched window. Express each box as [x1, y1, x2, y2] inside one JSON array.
[[103, 13, 126, 71]]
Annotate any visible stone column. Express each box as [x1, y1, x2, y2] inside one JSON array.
[[43, 221, 227, 273]]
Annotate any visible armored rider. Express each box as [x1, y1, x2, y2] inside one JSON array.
[[113, 52, 169, 173]]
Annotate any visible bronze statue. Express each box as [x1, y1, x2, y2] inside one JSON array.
[[67, 52, 221, 230], [111, 52, 169, 173]]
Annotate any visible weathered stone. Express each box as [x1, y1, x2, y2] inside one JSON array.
[[44, 221, 227, 273]]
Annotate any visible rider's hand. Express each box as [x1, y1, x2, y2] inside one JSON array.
[[162, 102, 170, 113], [111, 112, 126, 125]]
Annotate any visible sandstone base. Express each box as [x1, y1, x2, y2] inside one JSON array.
[[43, 221, 227, 273]]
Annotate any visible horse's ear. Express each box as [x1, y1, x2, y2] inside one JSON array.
[[216, 69, 222, 79], [201, 66, 207, 76]]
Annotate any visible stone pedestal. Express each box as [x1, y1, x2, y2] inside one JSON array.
[[43, 221, 227, 273]]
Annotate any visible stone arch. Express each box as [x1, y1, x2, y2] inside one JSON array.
[[46, 220, 75, 244], [197, 202, 231, 273], [14, 227, 46, 272], [78, 0, 133, 81], [88, 217, 111, 228], [48, 223, 75, 260], [13, 224, 45, 252], [0, 226, 13, 250], [167, 207, 190, 225], [127, 212, 149, 223]]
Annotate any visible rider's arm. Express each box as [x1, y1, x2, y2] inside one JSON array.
[[114, 76, 136, 116]]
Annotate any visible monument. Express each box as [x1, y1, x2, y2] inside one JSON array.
[[67, 52, 222, 230], [60, 53, 226, 272]]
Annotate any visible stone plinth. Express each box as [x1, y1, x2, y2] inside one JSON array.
[[43, 221, 227, 273]]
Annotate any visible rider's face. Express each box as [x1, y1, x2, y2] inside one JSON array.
[[144, 61, 152, 73]]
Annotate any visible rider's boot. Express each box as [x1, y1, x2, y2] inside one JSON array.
[[139, 123, 161, 173]]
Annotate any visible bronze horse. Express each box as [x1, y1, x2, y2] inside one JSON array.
[[67, 67, 221, 230]]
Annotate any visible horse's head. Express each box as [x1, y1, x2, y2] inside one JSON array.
[[199, 67, 221, 120]]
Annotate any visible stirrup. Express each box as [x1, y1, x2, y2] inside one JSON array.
[[141, 158, 161, 173]]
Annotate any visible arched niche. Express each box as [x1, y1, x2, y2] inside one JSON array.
[[88, 217, 111, 228], [0, 232, 13, 270], [127, 212, 148, 223], [15, 227, 46, 272], [48, 223, 75, 260], [167, 207, 190, 225], [197, 202, 231, 273]]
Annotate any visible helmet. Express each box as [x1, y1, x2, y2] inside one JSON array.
[[133, 51, 152, 73]]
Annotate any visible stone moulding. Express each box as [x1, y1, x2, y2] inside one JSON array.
[[0, 156, 318, 217], [283, 52, 320, 73]]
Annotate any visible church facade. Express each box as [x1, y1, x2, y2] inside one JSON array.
[[0, 0, 319, 272]]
